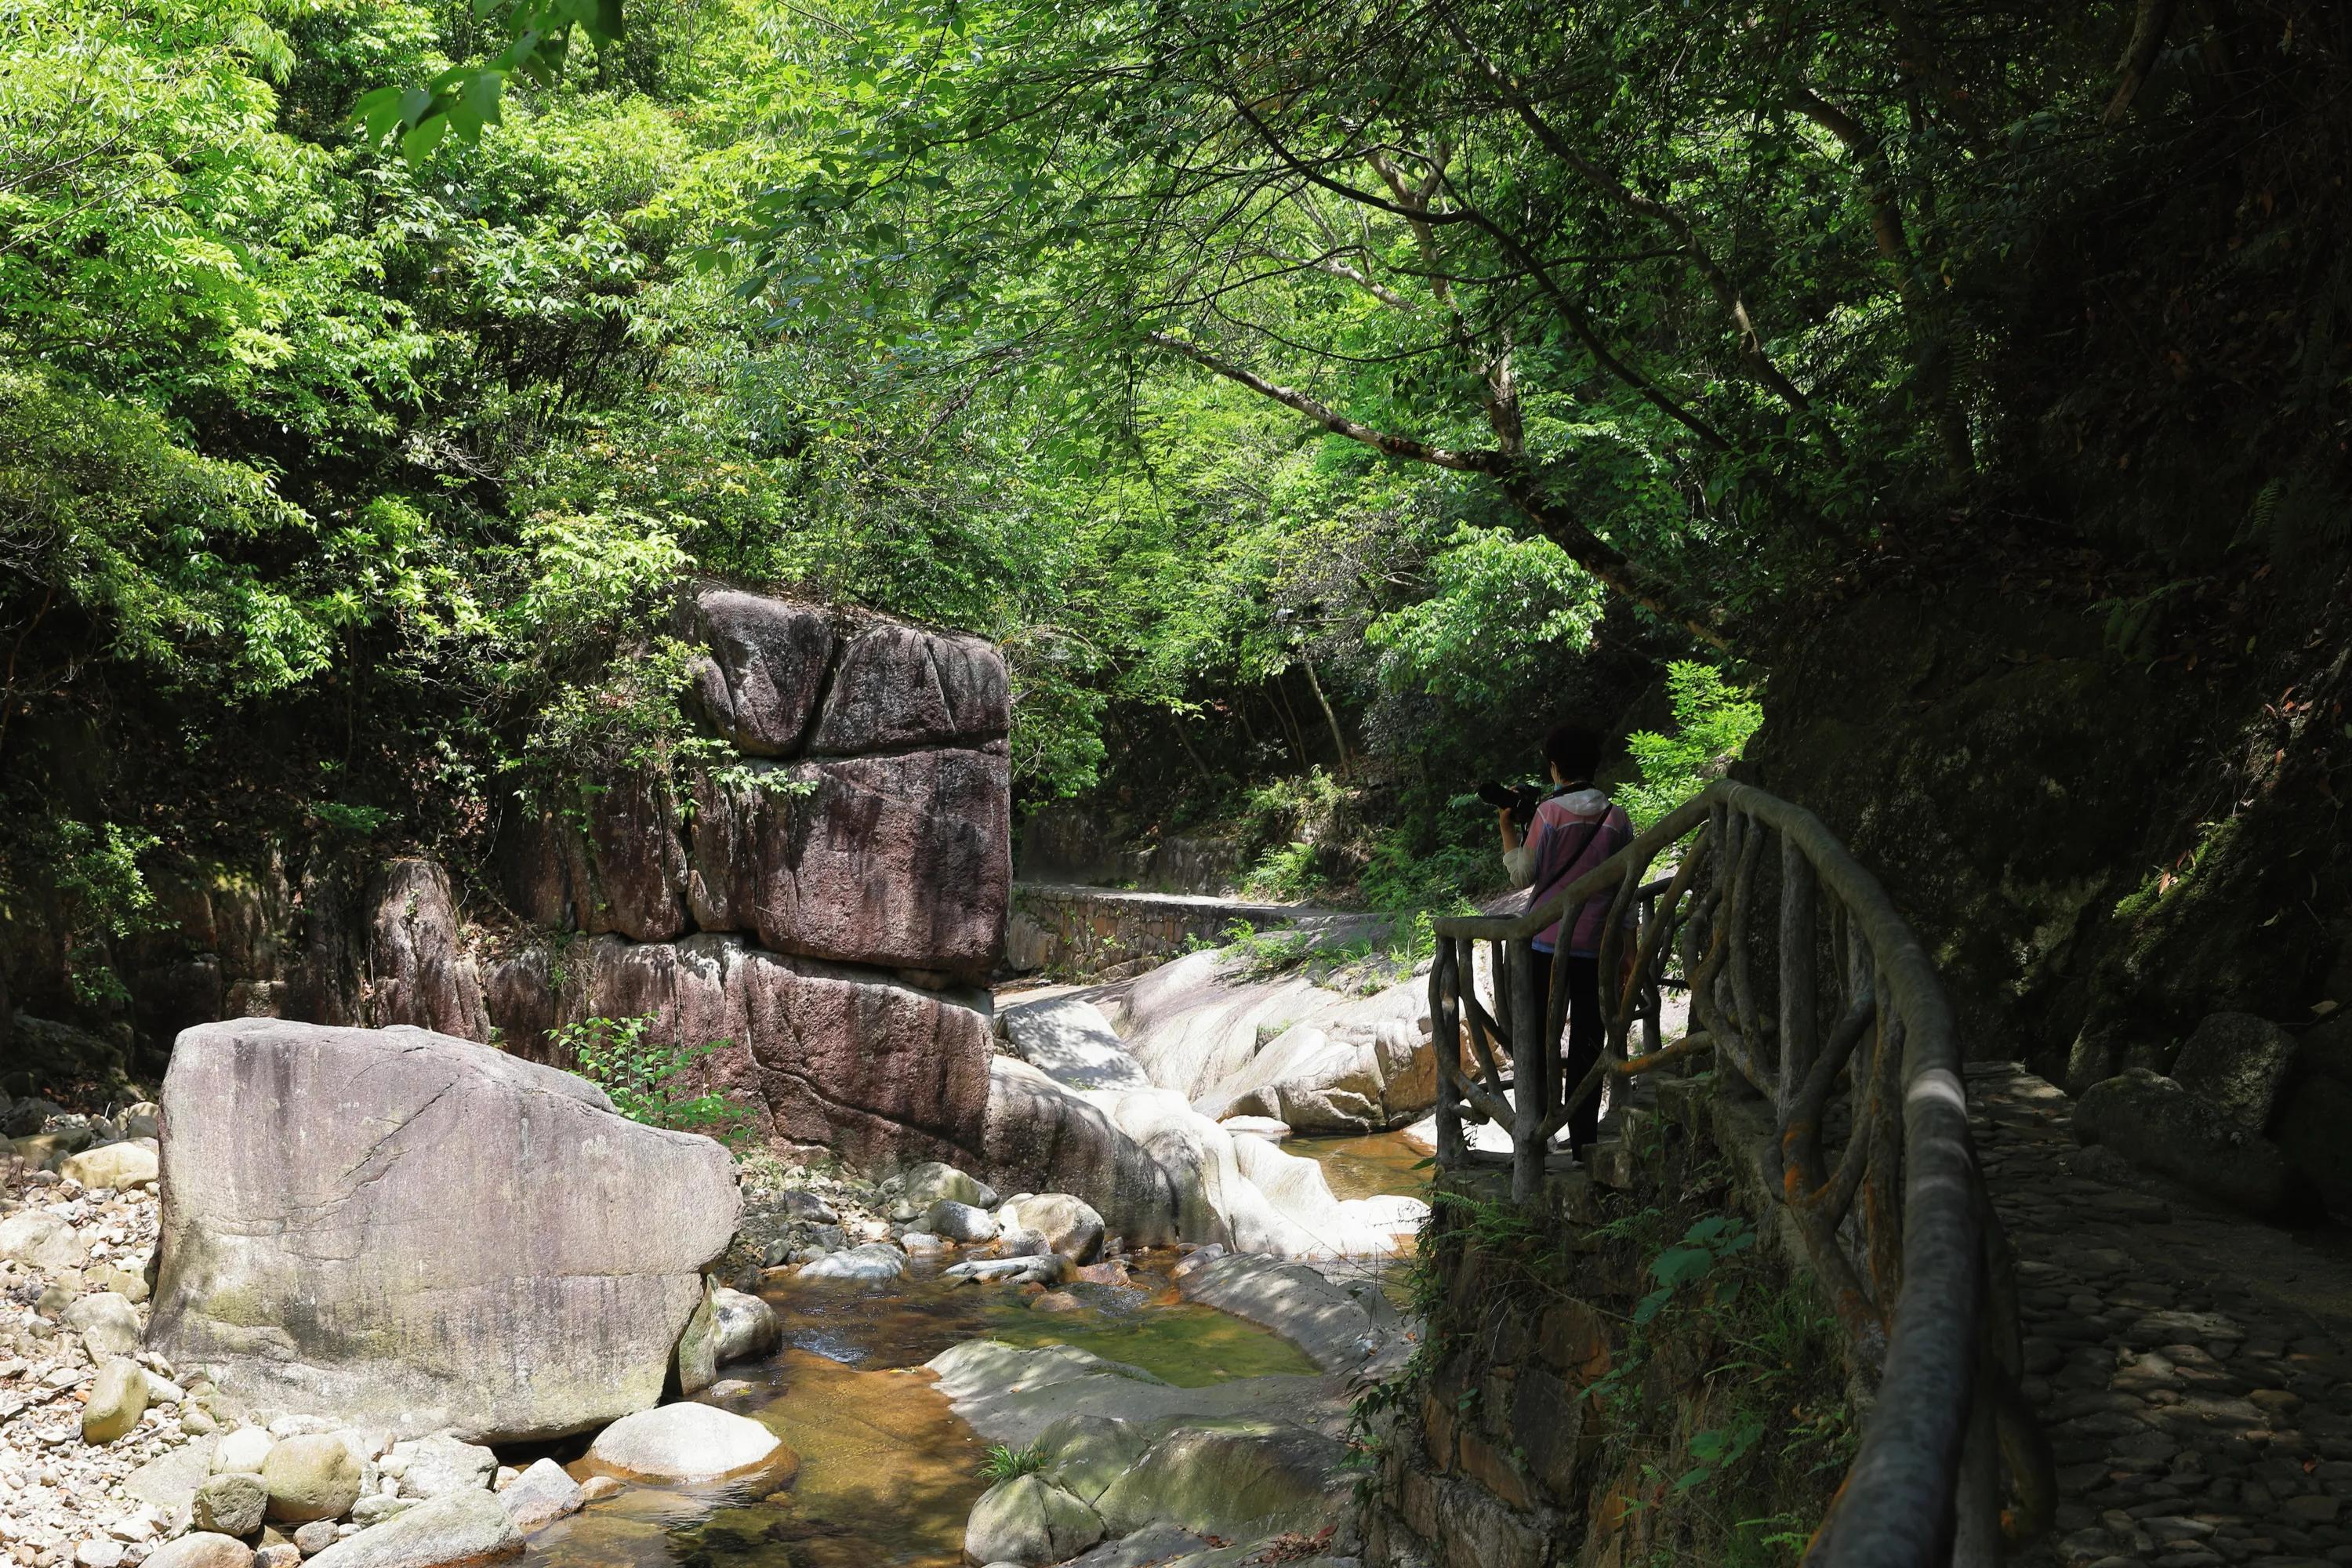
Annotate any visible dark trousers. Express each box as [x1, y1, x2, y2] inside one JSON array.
[[1530, 949, 1604, 1151]]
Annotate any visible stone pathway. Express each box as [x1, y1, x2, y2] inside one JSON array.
[[1968, 1063, 2352, 1568]]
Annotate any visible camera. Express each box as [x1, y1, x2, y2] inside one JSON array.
[[1476, 780, 1547, 827]]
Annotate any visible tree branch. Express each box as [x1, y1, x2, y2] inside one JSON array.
[[2104, 0, 2178, 124], [1144, 331, 1504, 472], [1143, 332, 1727, 648]]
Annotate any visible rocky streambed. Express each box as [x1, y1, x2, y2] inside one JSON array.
[[2, 1101, 1423, 1568]]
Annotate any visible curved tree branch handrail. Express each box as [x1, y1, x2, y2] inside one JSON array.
[[1424, 778, 2019, 1567]]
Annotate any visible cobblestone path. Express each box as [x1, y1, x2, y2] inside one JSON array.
[[1969, 1063, 2352, 1568]]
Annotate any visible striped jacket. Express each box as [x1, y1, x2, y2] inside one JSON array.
[[1502, 788, 1634, 956]]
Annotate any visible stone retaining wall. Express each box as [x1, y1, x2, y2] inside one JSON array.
[[1004, 885, 1305, 978]]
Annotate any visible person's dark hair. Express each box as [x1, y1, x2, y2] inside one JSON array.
[[1544, 724, 1602, 782]]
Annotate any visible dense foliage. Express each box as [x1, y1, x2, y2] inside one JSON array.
[[5, 0, 2348, 1027]]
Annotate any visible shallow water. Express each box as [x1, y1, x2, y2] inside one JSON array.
[[1284, 1128, 1433, 1204], [522, 1256, 1320, 1568]]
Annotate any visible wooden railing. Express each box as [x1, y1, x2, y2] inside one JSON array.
[[1426, 779, 2051, 1567]]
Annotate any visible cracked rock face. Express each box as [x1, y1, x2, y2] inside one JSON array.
[[147, 1019, 739, 1443]]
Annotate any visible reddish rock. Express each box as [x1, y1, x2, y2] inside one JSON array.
[[483, 950, 558, 1062], [494, 807, 576, 931], [365, 858, 489, 1041], [681, 590, 835, 757], [686, 750, 1010, 979], [808, 620, 1009, 755], [550, 935, 996, 1166], [562, 773, 690, 943], [736, 947, 993, 1164]]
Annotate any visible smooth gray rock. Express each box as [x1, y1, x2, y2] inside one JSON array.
[[904, 1161, 1000, 1213], [1033, 1414, 1150, 1505], [1174, 1252, 1403, 1374], [942, 1256, 1062, 1287], [350, 1497, 416, 1528], [586, 1402, 793, 1483], [1000, 998, 1152, 1094], [1093, 1417, 1346, 1541], [0, 1210, 88, 1271], [291, 1522, 339, 1556], [995, 1194, 1105, 1263], [82, 1355, 148, 1444], [213, 1428, 275, 1475], [149, 1019, 739, 1443], [125, 1436, 218, 1513], [963, 1474, 1104, 1567], [262, 1433, 364, 1523], [62, 1290, 142, 1360], [2075, 1068, 2296, 1214], [303, 1490, 521, 1568], [711, 1287, 779, 1366], [384, 1435, 495, 1500], [193, 1473, 268, 1537], [142, 1537, 254, 1568], [796, 1243, 906, 1282], [2171, 1011, 2298, 1133], [495, 1458, 583, 1531], [925, 1200, 996, 1243]]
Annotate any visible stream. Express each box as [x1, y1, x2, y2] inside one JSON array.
[[522, 1130, 1428, 1568]]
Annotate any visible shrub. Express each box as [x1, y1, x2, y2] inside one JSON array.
[[554, 1013, 750, 1142]]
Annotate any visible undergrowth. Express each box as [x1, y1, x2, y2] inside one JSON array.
[[1346, 1116, 1853, 1567]]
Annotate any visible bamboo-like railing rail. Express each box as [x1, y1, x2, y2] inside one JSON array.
[[1427, 779, 2052, 1566]]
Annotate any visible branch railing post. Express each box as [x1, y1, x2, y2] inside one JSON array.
[[1425, 779, 2038, 1567]]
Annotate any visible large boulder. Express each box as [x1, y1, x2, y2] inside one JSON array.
[[979, 1060, 1181, 1250], [808, 619, 1009, 755], [260, 1434, 363, 1523], [556, 936, 994, 1171], [60, 1139, 160, 1191], [0, 1210, 89, 1270], [995, 1195, 1105, 1265], [82, 1356, 149, 1444], [681, 590, 836, 757], [2169, 1011, 2298, 1134], [711, 1287, 779, 1365], [585, 1403, 796, 1484], [1091, 1417, 1346, 1542], [303, 1491, 521, 1568], [148, 1019, 739, 1443], [2074, 1067, 2296, 1214], [61, 1291, 141, 1359], [365, 860, 491, 1040], [684, 750, 1011, 979], [963, 1474, 1105, 1566]]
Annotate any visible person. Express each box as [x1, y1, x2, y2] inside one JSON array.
[[1497, 724, 1632, 1155]]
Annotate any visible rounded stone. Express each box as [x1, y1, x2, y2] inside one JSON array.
[[141, 1534, 256, 1568], [586, 1403, 797, 1484], [214, 1427, 276, 1475], [82, 1356, 150, 1445], [964, 1475, 1104, 1566], [194, 1472, 270, 1537], [290, 1523, 337, 1557], [262, 1434, 365, 1524]]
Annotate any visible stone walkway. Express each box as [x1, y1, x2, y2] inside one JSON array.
[[1968, 1062, 2352, 1568]]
